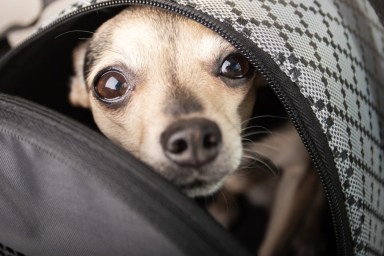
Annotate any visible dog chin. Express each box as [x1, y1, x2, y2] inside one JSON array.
[[139, 153, 239, 197], [180, 178, 225, 198]]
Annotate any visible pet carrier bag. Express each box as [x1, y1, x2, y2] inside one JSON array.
[[0, 0, 383, 255], [0, 92, 253, 256]]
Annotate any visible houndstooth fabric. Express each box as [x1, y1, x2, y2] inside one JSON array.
[[181, 1, 384, 254], [38, 0, 384, 255]]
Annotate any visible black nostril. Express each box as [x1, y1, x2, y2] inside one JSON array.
[[161, 118, 222, 168], [203, 132, 220, 149], [170, 139, 187, 154], [168, 136, 188, 154]]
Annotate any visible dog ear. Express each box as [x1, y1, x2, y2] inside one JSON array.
[[69, 42, 90, 108]]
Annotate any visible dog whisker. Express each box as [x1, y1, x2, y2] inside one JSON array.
[[243, 143, 279, 153], [230, 164, 271, 178], [236, 165, 262, 173], [55, 30, 95, 39], [218, 189, 231, 214], [240, 154, 279, 178], [241, 124, 272, 133], [241, 126, 270, 133], [240, 115, 289, 126], [241, 130, 275, 138], [243, 131, 293, 144], [241, 138, 254, 144]]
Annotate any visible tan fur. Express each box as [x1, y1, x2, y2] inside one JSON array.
[[69, 42, 89, 108], [70, 6, 325, 256]]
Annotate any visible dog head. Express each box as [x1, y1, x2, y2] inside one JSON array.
[[69, 6, 261, 197]]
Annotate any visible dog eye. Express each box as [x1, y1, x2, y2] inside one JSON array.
[[220, 54, 252, 79], [93, 70, 129, 101]]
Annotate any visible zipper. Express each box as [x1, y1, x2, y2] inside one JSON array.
[[0, 1, 352, 255]]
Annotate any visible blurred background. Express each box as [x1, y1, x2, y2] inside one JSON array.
[[0, 0, 78, 56]]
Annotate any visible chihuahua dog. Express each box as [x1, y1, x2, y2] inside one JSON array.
[[69, 6, 327, 255]]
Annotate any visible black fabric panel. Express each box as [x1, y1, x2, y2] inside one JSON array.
[[0, 38, 11, 60], [0, 93, 252, 256]]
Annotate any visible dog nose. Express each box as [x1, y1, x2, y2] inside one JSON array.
[[161, 118, 222, 168]]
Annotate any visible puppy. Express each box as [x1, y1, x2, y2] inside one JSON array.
[[70, 6, 258, 197], [69, 6, 326, 255]]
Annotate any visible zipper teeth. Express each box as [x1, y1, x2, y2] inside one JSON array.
[[6, 0, 347, 254], [271, 88, 346, 255]]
